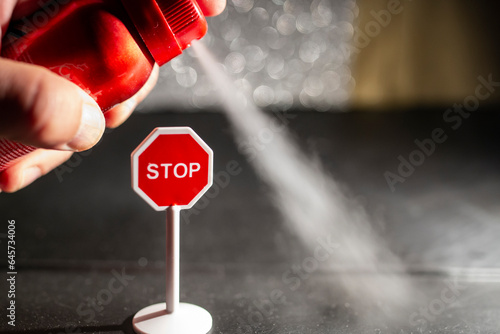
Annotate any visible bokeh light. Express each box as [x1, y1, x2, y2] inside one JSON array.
[[145, 0, 357, 111]]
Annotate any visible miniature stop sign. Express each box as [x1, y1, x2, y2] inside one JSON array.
[[131, 127, 213, 211]]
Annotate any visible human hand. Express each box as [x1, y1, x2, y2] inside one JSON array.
[[0, 0, 226, 193]]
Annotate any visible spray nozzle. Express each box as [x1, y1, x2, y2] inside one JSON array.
[[157, 0, 207, 50], [121, 0, 207, 66]]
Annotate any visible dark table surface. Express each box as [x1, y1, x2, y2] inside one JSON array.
[[2, 108, 500, 333]]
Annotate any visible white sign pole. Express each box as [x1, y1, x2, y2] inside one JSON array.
[[133, 204, 212, 334], [165, 205, 180, 314]]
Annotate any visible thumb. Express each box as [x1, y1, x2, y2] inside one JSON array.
[[0, 58, 105, 151], [196, 0, 226, 17]]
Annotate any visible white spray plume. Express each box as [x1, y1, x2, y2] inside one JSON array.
[[192, 41, 417, 315]]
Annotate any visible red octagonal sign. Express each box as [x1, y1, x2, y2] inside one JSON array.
[[131, 127, 213, 211]]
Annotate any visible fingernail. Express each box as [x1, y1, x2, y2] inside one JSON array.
[[64, 91, 105, 151], [21, 167, 42, 189]]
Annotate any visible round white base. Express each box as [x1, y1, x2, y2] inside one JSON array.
[[133, 302, 212, 334]]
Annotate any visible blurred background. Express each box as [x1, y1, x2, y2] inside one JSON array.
[[142, 0, 500, 111], [3, 0, 500, 333]]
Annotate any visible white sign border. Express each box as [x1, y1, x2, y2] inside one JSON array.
[[131, 127, 214, 211]]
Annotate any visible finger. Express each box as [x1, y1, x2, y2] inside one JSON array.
[[0, 0, 18, 34], [1, 0, 48, 36], [104, 63, 159, 128], [0, 58, 105, 151], [0, 148, 73, 192], [197, 0, 227, 17]]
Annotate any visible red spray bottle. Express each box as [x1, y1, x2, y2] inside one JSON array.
[[0, 0, 207, 171]]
